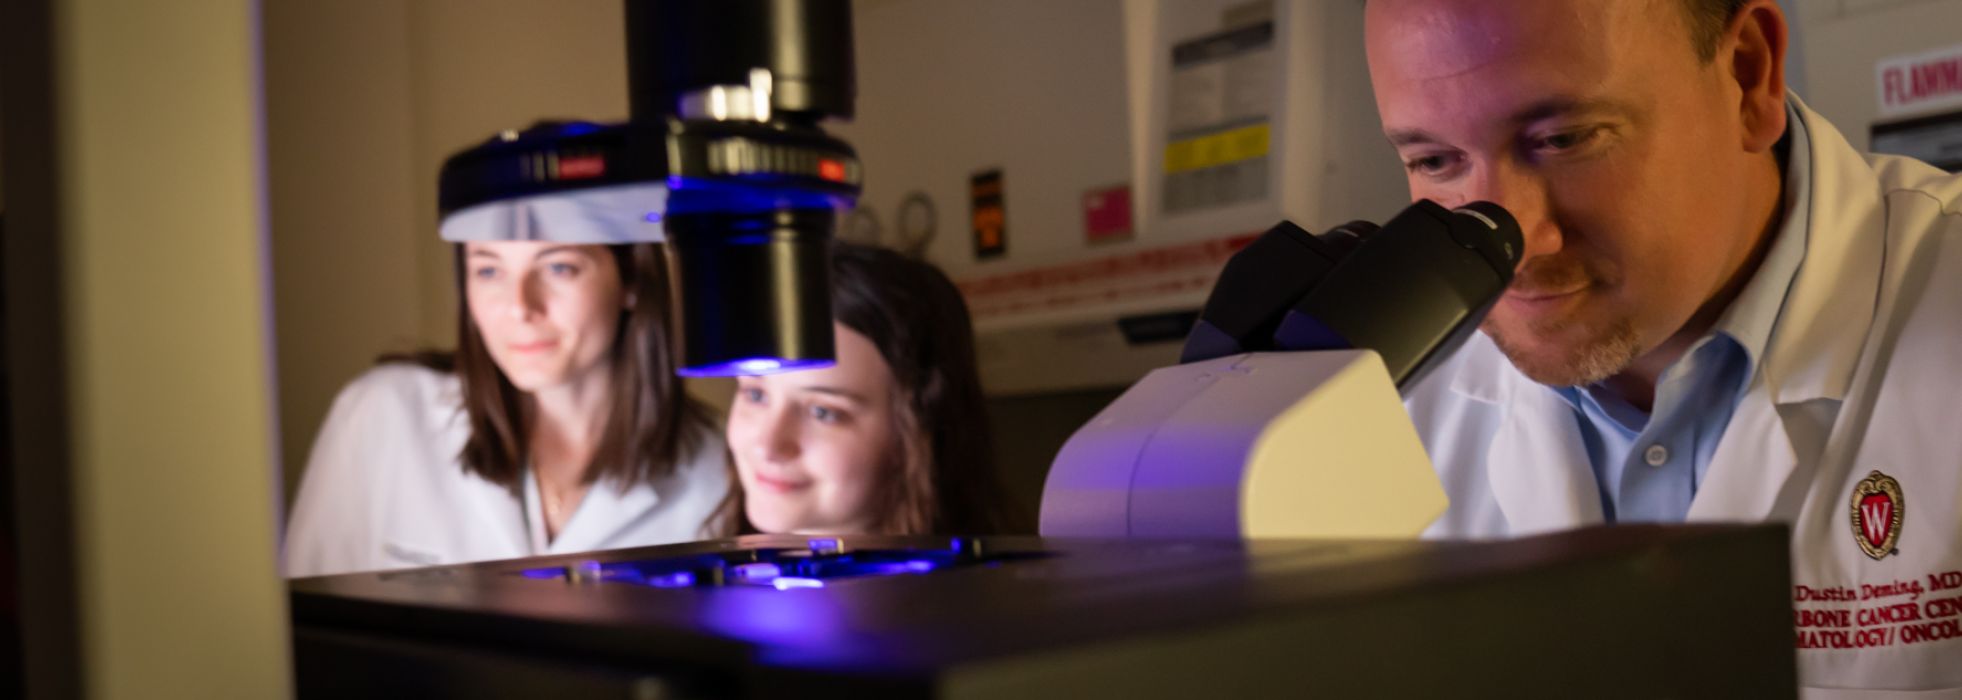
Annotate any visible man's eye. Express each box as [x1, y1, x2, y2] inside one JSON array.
[[740, 387, 765, 404], [547, 262, 581, 278], [1532, 127, 1601, 154], [472, 266, 500, 280], [1404, 153, 1460, 176]]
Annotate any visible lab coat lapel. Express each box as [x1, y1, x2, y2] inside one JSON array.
[[1687, 387, 1798, 521], [543, 477, 661, 554], [1482, 376, 1605, 534], [1758, 97, 1883, 406], [1690, 98, 1885, 522]]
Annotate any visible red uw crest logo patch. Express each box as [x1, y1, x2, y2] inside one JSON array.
[[1850, 471, 1905, 561]]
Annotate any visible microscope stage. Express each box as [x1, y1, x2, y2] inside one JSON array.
[[291, 526, 1795, 698]]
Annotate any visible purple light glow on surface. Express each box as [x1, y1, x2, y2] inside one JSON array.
[[855, 560, 938, 576], [649, 571, 696, 588], [772, 577, 825, 590], [700, 587, 851, 646]]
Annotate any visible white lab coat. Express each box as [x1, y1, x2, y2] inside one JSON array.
[[283, 363, 730, 578], [1404, 100, 1962, 696]]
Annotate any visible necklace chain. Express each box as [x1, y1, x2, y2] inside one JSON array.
[[534, 439, 594, 535], [540, 475, 582, 522]]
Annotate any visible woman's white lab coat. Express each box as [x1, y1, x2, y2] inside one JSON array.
[[1403, 99, 1962, 696], [282, 363, 729, 578]]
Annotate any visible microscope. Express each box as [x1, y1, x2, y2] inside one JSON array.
[[288, 1, 1798, 696]]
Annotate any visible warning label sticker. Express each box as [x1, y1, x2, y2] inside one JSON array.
[[1163, 15, 1275, 215]]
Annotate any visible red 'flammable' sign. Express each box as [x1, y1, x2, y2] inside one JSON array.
[[1878, 44, 1962, 119]]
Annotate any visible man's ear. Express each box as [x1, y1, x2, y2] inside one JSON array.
[[1726, 0, 1789, 153]]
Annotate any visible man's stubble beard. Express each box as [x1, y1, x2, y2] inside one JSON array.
[[1480, 253, 1641, 388], [1480, 310, 1641, 388]]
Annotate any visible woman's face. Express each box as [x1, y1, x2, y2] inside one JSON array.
[[463, 242, 626, 393], [728, 323, 900, 534]]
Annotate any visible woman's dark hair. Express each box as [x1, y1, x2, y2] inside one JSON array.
[[390, 243, 712, 494], [716, 242, 1016, 536]]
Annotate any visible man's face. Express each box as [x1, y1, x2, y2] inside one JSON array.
[[1367, 0, 1768, 386]]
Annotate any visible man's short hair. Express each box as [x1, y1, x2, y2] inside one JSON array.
[[1683, 0, 1749, 63]]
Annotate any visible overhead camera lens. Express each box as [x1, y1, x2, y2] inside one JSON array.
[[629, 0, 861, 376]]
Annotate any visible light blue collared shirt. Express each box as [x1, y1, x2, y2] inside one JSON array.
[[1552, 101, 1813, 523]]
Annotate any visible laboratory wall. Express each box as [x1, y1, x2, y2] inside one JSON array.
[[264, 1, 425, 504], [855, 0, 1412, 397], [835, 0, 1135, 282], [265, 0, 641, 505], [1792, 0, 1962, 151]]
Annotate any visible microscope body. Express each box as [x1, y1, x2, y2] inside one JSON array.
[[1040, 349, 1446, 539]]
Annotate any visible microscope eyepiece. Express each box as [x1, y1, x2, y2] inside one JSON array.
[[1181, 200, 1523, 390]]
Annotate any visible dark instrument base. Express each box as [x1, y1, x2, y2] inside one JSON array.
[[291, 526, 1795, 698]]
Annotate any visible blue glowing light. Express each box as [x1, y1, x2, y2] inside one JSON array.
[[513, 543, 1037, 595], [772, 577, 826, 590], [664, 176, 853, 214], [854, 559, 940, 577], [648, 571, 696, 588], [678, 357, 835, 378], [732, 562, 783, 582]]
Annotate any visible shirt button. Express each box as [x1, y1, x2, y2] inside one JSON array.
[[1644, 444, 1670, 466]]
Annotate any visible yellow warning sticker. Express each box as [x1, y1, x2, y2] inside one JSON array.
[[1163, 123, 1271, 174]]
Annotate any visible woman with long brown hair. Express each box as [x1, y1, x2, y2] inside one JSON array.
[[284, 233, 724, 577], [718, 242, 1014, 536]]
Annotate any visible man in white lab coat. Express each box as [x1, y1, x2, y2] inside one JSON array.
[[1368, 0, 1962, 694]]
